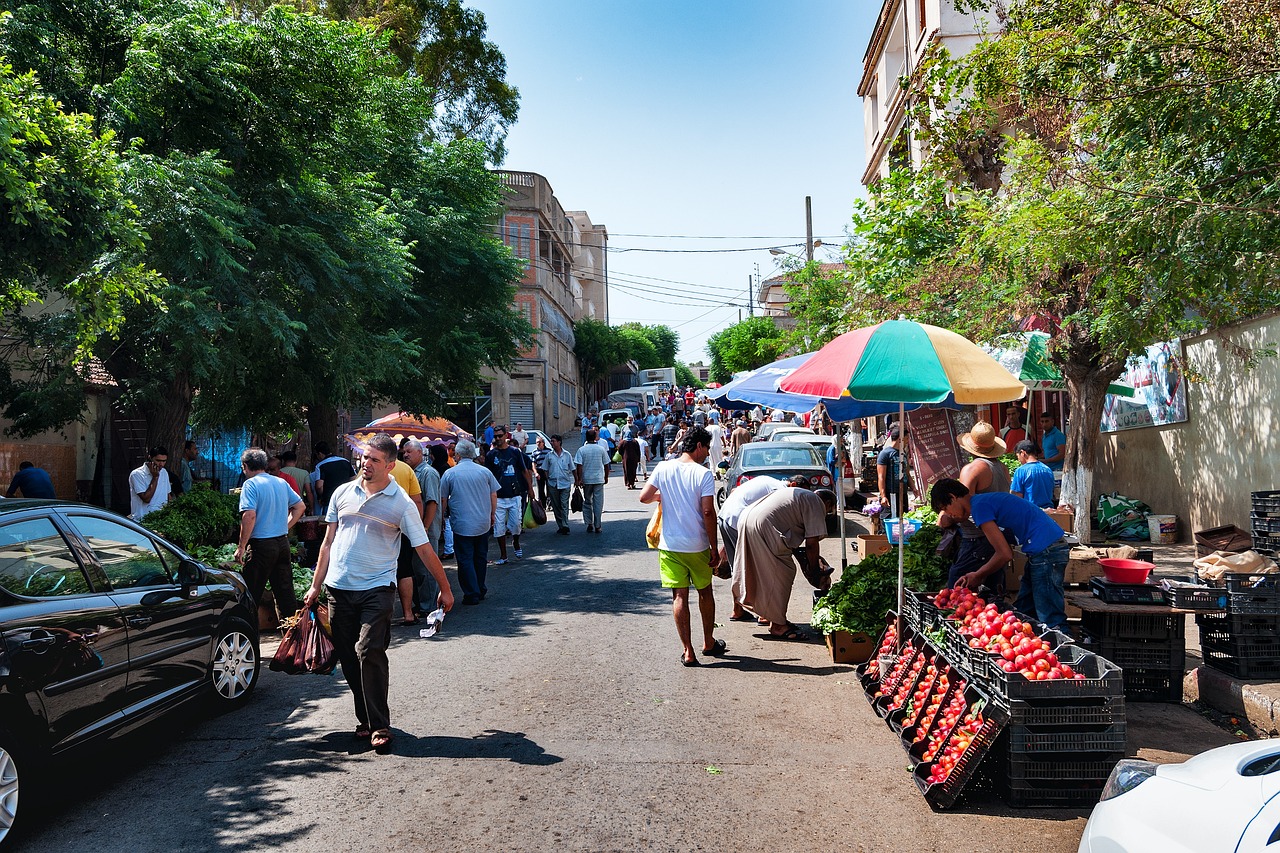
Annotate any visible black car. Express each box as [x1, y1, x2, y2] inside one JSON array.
[[0, 500, 260, 845]]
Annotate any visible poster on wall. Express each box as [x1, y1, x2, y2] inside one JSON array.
[[1101, 340, 1188, 433]]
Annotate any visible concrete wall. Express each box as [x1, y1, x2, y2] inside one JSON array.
[[1095, 312, 1280, 536]]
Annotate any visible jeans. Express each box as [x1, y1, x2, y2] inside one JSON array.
[[442, 518, 454, 555], [327, 584, 395, 731], [548, 484, 572, 530], [454, 532, 490, 601], [411, 550, 439, 614], [1014, 540, 1071, 631], [582, 482, 605, 528]]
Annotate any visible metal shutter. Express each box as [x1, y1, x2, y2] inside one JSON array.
[[508, 393, 535, 429]]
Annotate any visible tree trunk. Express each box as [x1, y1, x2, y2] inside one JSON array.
[[141, 372, 194, 488], [307, 403, 340, 458], [1059, 369, 1114, 542]]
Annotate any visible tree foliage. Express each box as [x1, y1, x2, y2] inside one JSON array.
[[619, 322, 679, 367], [705, 316, 790, 385], [572, 318, 625, 387]]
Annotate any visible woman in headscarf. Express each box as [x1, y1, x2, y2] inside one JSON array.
[[619, 434, 642, 488]]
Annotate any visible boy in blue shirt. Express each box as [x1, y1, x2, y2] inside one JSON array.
[[930, 478, 1070, 631], [1010, 440, 1056, 508]]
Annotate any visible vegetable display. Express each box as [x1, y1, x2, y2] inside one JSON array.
[[811, 523, 949, 635]]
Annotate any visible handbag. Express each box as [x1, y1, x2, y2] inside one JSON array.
[[302, 605, 337, 674], [645, 503, 662, 549], [570, 485, 584, 513]]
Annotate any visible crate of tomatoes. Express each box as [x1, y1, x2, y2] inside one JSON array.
[[909, 683, 1009, 809]]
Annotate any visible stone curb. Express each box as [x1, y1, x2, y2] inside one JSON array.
[[1184, 666, 1280, 736]]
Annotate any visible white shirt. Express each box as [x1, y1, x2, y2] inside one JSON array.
[[649, 459, 715, 553], [574, 442, 611, 484], [717, 476, 783, 531], [511, 428, 529, 448], [129, 464, 171, 520]]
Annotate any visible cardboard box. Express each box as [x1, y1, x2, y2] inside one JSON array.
[[1065, 548, 1104, 585], [1045, 508, 1075, 532], [1006, 548, 1028, 592], [826, 630, 874, 664], [857, 534, 891, 561]]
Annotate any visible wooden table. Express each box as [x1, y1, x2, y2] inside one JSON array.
[[1065, 590, 1223, 617]]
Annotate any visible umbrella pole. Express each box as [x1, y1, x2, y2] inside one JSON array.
[[837, 420, 848, 571], [896, 401, 906, 643]]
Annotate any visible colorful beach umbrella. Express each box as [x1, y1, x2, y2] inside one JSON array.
[[779, 320, 1027, 405], [349, 412, 472, 443], [985, 331, 1135, 397]]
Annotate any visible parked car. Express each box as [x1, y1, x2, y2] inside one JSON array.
[[720, 441, 834, 505], [754, 423, 813, 442], [1077, 739, 1280, 853], [0, 499, 261, 846], [521, 429, 553, 450], [776, 433, 858, 500]]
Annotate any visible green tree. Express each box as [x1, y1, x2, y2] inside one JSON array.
[[830, 0, 1280, 537], [619, 322, 679, 367], [617, 326, 659, 370], [673, 363, 702, 390], [573, 318, 625, 393], [705, 317, 789, 385]]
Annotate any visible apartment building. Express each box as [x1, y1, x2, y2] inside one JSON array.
[[859, 0, 993, 185], [489, 170, 607, 435]]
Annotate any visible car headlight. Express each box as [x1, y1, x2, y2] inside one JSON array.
[[1099, 759, 1159, 801]]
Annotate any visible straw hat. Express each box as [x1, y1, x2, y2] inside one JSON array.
[[958, 421, 1007, 459]]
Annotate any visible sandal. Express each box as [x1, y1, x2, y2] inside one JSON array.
[[371, 729, 393, 749], [355, 724, 371, 739], [703, 638, 728, 657], [680, 653, 700, 667], [766, 624, 810, 642], [401, 618, 418, 626], [729, 612, 756, 622]]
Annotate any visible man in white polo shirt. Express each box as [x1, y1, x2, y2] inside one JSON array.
[[303, 434, 455, 751]]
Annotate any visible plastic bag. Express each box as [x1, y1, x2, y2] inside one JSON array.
[[612, 451, 622, 464], [270, 606, 335, 675], [646, 504, 662, 549], [570, 486, 584, 513], [529, 500, 547, 526], [523, 501, 538, 529]]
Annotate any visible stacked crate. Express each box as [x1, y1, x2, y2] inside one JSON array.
[[1078, 611, 1186, 701], [1251, 490, 1280, 557], [1198, 574, 1280, 680], [987, 645, 1127, 807]]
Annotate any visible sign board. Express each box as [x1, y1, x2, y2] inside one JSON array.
[[638, 367, 675, 388], [1100, 340, 1188, 432], [906, 408, 964, 498]]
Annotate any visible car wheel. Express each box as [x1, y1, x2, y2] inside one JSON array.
[[0, 726, 26, 849], [208, 618, 260, 709]]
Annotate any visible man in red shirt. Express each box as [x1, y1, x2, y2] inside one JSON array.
[[268, 455, 302, 495]]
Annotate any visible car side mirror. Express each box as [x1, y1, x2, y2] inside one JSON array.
[[177, 559, 203, 587]]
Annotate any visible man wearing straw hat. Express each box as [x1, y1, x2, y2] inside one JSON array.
[[938, 421, 1014, 591]]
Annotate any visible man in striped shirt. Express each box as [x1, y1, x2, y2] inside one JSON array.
[[303, 434, 454, 751]]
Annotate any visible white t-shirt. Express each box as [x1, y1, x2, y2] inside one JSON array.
[[129, 463, 171, 520], [650, 459, 715, 553], [717, 476, 782, 530]]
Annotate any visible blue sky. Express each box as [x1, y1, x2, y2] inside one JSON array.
[[468, 0, 879, 364]]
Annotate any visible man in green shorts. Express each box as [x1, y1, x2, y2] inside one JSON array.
[[639, 426, 726, 667]]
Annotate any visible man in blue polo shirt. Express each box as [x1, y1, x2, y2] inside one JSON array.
[[235, 448, 306, 622], [303, 434, 455, 751], [5, 461, 56, 499], [930, 478, 1070, 631]]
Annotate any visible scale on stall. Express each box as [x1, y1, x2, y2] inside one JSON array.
[[1089, 557, 1167, 605]]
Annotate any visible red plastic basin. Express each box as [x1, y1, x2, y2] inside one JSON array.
[[1099, 558, 1156, 584]]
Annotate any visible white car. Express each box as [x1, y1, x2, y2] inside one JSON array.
[[1079, 739, 1280, 853], [755, 423, 813, 442]]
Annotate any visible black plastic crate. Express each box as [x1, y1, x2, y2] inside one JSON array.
[[910, 686, 1010, 809], [1006, 750, 1125, 783], [1226, 572, 1280, 594], [1252, 490, 1280, 514], [1080, 609, 1185, 642], [1201, 635, 1280, 680], [1196, 611, 1280, 638], [1008, 723, 1128, 754], [1004, 781, 1104, 809], [1165, 583, 1230, 611], [1120, 667, 1184, 702], [1005, 697, 1126, 728], [987, 644, 1124, 702], [1252, 514, 1280, 533], [1078, 631, 1186, 671]]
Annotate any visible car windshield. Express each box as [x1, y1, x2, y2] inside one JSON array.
[[740, 446, 822, 468]]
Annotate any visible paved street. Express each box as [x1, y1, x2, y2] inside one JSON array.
[[15, 477, 1237, 853]]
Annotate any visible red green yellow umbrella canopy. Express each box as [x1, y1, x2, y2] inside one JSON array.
[[779, 320, 1026, 405]]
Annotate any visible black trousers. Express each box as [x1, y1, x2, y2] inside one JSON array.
[[243, 535, 298, 619], [327, 584, 395, 731]]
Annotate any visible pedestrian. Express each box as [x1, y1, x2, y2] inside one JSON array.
[[938, 421, 1012, 591], [235, 448, 305, 623], [428, 445, 455, 559], [530, 436, 551, 505], [637, 432, 651, 481], [1038, 411, 1067, 475], [511, 422, 529, 449], [178, 440, 198, 494], [388, 447, 425, 622], [876, 424, 911, 517], [543, 435, 576, 535], [660, 418, 680, 461], [402, 439, 443, 620], [484, 425, 534, 563], [5, 460, 56, 499], [732, 483, 836, 640], [279, 450, 314, 512], [313, 441, 356, 515], [717, 474, 784, 622], [1001, 406, 1027, 446], [440, 439, 500, 605], [706, 419, 725, 472], [573, 427, 611, 533], [930, 478, 1070, 631], [619, 434, 642, 489], [731, 419, 752, 458], [266, 454, 302, 496], [303, 434, 454, 750], [129, 446, 171, 520], [483, 421, 495, 445], [1010, 440, 1056, 509], [638, 425, 725, 667]]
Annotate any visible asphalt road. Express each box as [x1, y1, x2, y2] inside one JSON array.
[[14, 476, 1238, 853]]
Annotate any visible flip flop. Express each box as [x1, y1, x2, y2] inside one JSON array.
[[680, 654, 701, 667], [765, 624, 810, 642], [728, 612, 756, 623], [401, 618, 418, 626], [355, 724, 371, 739], [702, 638, 728, 657], [371, 729, 393, 750]]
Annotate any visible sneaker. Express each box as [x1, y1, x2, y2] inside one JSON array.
[[494, 558, 508, 566], [514, 548, 524, 558]]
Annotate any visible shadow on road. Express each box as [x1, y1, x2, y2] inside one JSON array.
[[316, 728, 566, 765]]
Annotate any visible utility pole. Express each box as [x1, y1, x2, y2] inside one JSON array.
[[805, 195, 814, 263], [747, 274, 754, 317]]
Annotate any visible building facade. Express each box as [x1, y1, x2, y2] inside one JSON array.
[[488, 170, 607, 435], [859, 0, 993, 185]]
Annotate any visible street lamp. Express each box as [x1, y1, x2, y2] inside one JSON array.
[[769, 240, 824, 257]]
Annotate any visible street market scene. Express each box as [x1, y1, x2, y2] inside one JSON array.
[[2, 1, 1280, 851]]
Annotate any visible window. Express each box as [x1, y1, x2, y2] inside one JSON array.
[[0, 517, 91, 597], [70, 516, 172, 590]]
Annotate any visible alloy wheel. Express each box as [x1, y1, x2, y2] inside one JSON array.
[[212, 631, 257, 700]]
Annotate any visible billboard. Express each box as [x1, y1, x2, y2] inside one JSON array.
[[1101, 340, 1188, 432]]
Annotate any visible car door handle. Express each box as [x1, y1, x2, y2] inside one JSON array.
[[21, 635, 57, 651], [127, 616, 154, 629]]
